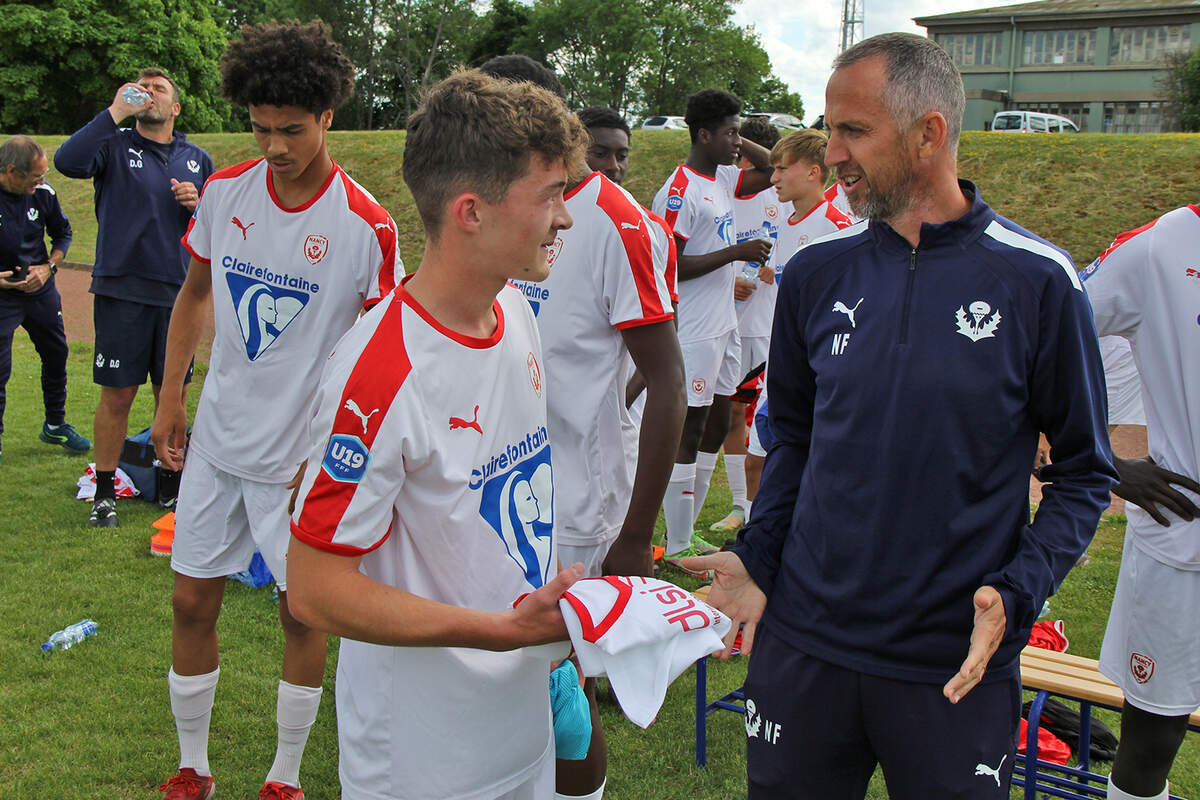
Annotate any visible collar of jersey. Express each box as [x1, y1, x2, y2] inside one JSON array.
[[398, 274, 505, 349], [266, 160, 341, 214]]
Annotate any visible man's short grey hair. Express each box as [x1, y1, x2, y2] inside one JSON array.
[[833, 32, 965, 155], [0, 136, 46, 174]]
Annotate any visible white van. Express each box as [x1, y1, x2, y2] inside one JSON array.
[[992, 111, 1080, 133]]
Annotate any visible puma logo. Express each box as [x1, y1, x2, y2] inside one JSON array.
[[620, 220, 642, 231], [344, 398, 379, 434], [374, 221, 392, 231], [231, 216, 255, 240], [832, 297, 864, 328], [974, 754, 1006, 788], [128, 148, 143, 159], [449, 405, 482, 435]]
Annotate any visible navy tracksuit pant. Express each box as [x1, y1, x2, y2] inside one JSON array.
[[0, 282, 68, 436]]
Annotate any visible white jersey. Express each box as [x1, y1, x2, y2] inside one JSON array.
[[182, 159, 401, 482], [772, 199, 855, 280], [510, 172, 673, 546], [824, 182, 860, 223], [1099, 335, 1145, 426], [292, 283, 557, 799], [652, 164, 741, 343], [732, 186, 791, 340], [1081, 204, 1200, 570]]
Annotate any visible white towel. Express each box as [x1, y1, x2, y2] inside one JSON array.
[[559, 576, 730, 728]]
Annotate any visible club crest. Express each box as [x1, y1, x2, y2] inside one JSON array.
[[955, 300, 1002, 342], [1130, 652, 1155, 684], [304, 234, 329, 265], [545, 236, 563, 267]]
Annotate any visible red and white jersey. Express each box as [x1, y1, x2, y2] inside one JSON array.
[[291, 282, 557, 798], [509, 172, 673, 546], [824, 181, 860, 223], [772, 199, 855, 282], [652, 164, 741, 343], [733, 185, 791, 340], [1081, 204, 1200, 570], [182, 159, 401, 482], [646, 210, 679, 303]]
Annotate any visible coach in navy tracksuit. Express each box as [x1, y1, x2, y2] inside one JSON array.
[[0, 136, 90, 465], [55, 67, 213, 526], [685, 34, 1117, 799]]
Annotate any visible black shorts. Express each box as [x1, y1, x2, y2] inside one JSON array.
[[93, 294, 192, 387], [744, 625, 1020, 800]]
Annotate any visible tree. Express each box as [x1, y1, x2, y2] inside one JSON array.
[[0, 0, 230, 134], [1158, 46, 1200, 132], [467, 0, 535, 66]]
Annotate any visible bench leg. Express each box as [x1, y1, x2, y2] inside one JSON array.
[[696, 656, 707, 766], [1078, 701, 1092, 772], [1026, 690, 1050, 800]]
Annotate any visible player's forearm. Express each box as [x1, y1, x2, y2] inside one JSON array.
[[617, 365, 686, 545], [677, 249, 739, 281], [48, 248, 66, 268], [286, 538, 532, 650]]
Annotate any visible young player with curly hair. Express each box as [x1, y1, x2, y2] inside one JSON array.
[[150, 21, 401, 800]]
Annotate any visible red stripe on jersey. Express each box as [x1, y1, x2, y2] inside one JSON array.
[[662, 167, 691, 230], [824, 202, 853, 229], [181, 216, 210, 264], [647, 212, 679, 302], [204, 158, 262, 187], [615, 312, 674, 330], [824, 183, 839, 203], [1094, 216, 1161, 266], [339, 170, 400, 309], [293, 296, 412, 554], [267, 162, 340, 213], [1190, 204, 1199, 218], [596, 176, 670, 322]]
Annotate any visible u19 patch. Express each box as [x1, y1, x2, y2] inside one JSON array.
[[322, 434, 370, 482]]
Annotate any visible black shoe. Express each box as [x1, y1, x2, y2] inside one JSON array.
[[89, 498, 119, 528]]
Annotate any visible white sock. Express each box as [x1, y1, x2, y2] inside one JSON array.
[[169, 667, 219, 776], [691, 451, 719, 528], [556, 778, 606, 800], [724, 454, 747, 511], [1108, 776, 1168, 800], [265, 681, 323, 787], [743, 500, 752, 520], [664, 462, 696, 555]]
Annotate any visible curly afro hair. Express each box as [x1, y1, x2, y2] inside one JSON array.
[[221, 20, 355, 114], [684, 88, 742, 142], [578, 106, 630, 138]]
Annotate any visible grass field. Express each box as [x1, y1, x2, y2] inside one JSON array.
[[37, 129, 1200, 273], [2, 338, 1199, 799]]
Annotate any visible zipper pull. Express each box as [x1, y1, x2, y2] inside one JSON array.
[[909, 248, 917, 271]]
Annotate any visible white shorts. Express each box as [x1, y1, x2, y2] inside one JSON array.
[[682, 329, 741, 407], [1099, 533, 1200, 716], [494, 744, 554, 800], [739, 335, 769, 382], [559, 538, 617, 579], [171, 451, 292, 590], [747, 413, 767, 457]]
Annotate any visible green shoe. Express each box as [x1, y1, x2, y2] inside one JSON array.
[[689, 532, 720, 555], [709, 507, 746, 533], [40, 421, 91, 453], [663, 546, 712, 578]]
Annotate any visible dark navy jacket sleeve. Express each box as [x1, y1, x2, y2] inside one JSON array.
[[732, 259, 816, 599], [43, 187, 72, 256], [53, 111, 116, 178], [983, 262, 1117, 637]]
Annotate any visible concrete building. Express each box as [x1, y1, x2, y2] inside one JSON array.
[[915, 0, 1199, 132]]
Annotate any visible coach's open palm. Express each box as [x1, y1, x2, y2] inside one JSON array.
[[681, 551, 766, 659]]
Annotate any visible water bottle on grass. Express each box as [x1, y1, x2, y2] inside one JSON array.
[[42, 619, 98, 652]]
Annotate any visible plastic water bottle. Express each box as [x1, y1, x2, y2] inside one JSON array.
[[121, 86, 151, 106], [41, 619, 98, 652]]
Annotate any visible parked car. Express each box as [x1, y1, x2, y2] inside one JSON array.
[[745, 112, 805, 131], [641, 115, 688, 130], [992, 110, 1080, 133]]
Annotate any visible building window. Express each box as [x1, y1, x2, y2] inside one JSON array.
[[1110, 25, 1191, 63], [1102, 101, 1168, 133], [1022, 29, 1096, 65], [1015, 102, 1089, 131], [934, 32, 1005, 66]]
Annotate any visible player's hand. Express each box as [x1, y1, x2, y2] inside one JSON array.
[[109, 82, 151, 123], [757, 264, 775, 285], [17, 264, 50, 293], [508, 562, 585, 647], [287, 460, 308, 515], [733, 278, 757, 301], [1032, 433, 1051, 479], [171, 179, 200, 211], [602, 536, 654, 578], [151, 401, 189, 470], [678, 551, 766, 658], [734, 239, 772, 264], [1113, 456, 1200, 525], [943, 586, 1006, 704]]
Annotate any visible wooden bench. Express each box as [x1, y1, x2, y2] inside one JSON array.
[[1017, 646, 1200, 800]]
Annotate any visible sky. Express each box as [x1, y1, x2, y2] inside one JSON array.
[[733, 0, 1020, 123]]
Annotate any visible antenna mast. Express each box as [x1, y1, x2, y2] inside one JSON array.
[[839, 0, 864, 53]]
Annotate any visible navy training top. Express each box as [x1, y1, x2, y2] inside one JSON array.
[[0, 181, 71, 298]]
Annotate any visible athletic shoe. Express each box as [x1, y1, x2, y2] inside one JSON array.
[[157, 768, 214, 800], [689, 532, 720, 555], [259, 781, 304, 799], [708, 506, 745, 533], [663, 545, 712, 578], [39, 421, 91, 453], [89, 498, 119, 528]]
